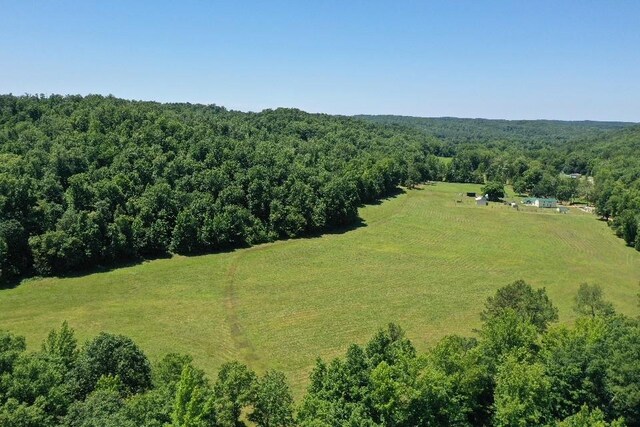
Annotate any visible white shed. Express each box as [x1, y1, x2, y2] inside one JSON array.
[[475, 195, 488, 206], [533, 198, 557, 208]]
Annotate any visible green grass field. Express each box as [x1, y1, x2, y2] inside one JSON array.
[[1, 182, 639, 396]]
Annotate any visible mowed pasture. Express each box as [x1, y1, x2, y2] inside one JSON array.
[[1, 182, 639, 396]]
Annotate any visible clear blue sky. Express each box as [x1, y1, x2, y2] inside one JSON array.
[[1, 1, 639, 121]]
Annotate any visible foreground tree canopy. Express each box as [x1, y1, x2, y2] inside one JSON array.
[[0, 280, 638, 426]]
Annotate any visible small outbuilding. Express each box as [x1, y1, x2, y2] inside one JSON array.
[[557, 206, 569, 214], [533, 198, 558, 208], [475, 195, 488, 206]]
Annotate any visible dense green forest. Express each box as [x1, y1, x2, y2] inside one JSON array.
[[360, 115, 640, 251], [0, 95, 447, 283], [2, 95, 640, 283], [1, 281, 638, 426]]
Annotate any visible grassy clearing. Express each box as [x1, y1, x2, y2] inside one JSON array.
[[437, 156, 453, 165], [1, 182, 638, 396]]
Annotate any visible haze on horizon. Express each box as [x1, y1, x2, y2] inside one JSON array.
[[1, 0, 639, 122]]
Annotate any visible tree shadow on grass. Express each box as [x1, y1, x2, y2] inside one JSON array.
[[363, 186, 407, 206], [0, 276, 24, 291], [307, 216, 368, 238], [0, 255, 170, 291], [1, 186, 410, 287], [60, 254, 174, 279], [306, 186, 410, 237]]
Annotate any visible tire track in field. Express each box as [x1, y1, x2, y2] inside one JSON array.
[[223, 253, 260, 364]]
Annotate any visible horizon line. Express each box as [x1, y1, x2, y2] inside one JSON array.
[[3, 91, 638, 124]]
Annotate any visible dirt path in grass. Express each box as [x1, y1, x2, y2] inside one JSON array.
[[224, 253, 260, 364]]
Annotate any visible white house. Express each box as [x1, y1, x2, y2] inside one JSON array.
[[475, 195, 488, 206], [533, 198, 557, 208]]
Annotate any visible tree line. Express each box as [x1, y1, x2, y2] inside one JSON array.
[[1, 280, 638, 426], [0, 94, 446, 284]]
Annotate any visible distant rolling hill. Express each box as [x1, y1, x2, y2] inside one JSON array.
[[355, 115, 635, 146]]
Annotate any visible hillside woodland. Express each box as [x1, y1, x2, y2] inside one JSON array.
[[0, 281, 638, 426], [0, 95, 445, 283], [2, 96, 640, 284]]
